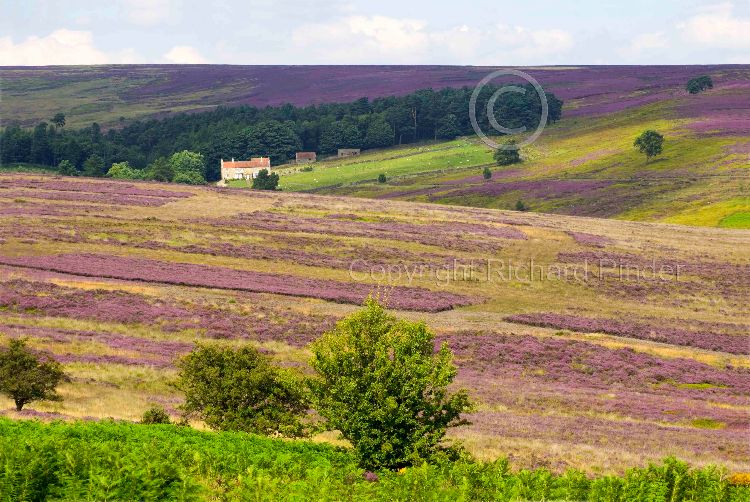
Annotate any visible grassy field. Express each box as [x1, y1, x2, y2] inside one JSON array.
[[0, 174, 748, 476]]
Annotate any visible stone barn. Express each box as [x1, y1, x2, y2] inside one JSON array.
[[295, 152, 317, 164], [220, 157, 271, 180]]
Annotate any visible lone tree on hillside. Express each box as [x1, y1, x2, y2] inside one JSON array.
[[686, 75, 713, 94], [252, 169, 280, 190], [634, 130, 665, 161], [309, 298, 473, 470], [483, 166, 492, 180], [493, 139, 522, 166], [175, 344, 307, 437], [0, 339, 66, 411]]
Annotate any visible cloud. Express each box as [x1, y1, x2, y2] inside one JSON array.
[[291, 16, 572, 64], [163, 45, 208, 64], [125, 0, 172, 26], [292, 15, 430, 63], [678, 2, 750, 49], [0, 29, 138, 65], [619, 32, 669, 59]]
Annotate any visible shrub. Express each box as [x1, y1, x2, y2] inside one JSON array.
[[686, 75, 713, 94], [309, 298, 473, 470], [482, 166, 492, 180], [173, 171, 206, 185], [106, 161, 138, 180], [147, 157, 174, 182], [175, 344, 307, 437], [57, 159, 77, 176], [0, 339, 66, 411], [634, 130, 665, 161], [252, 169, 280, 190], [377, 173, 387, 183], [515, 200, 527, 211], [141, 405, 171, 425], [493, 140, 521, 166], [300, 165, 314, 172]]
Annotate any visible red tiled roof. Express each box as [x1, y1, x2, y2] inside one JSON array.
[[296, 152, 316, 160], [223, 157, 270, 169]]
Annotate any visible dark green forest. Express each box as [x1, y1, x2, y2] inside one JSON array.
[[1, 85, 562, 182]]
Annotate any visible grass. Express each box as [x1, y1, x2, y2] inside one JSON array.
[[276, 138, 493, 191], [0, 419, 746, 501], [719, 211, 750, 229]]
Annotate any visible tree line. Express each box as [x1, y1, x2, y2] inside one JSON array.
[[1, 85, 562, 182]]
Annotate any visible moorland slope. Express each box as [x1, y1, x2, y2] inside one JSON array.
[[0, 174, 748, 474]]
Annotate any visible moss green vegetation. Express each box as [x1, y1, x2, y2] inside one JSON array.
[[719, 212, 750, 229], [0, 419, 747, 502]]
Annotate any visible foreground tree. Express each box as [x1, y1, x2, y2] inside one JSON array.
[[175, 344, 307, 437], [493, 140, 521, 166], [251, 169, 279, 190], [0, 339, 66, 411], [309, 298, 472, 470], [634, 130, 664, 161]]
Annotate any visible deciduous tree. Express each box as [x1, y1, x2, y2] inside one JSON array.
[[0, 339, 66, 411], [309, 298, 472, 470]]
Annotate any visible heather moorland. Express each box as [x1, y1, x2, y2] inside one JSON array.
[[0, 174, 748, 477]]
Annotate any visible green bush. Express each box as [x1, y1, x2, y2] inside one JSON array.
[[377, 173, 387, 183], [57, 159, 77, 176], [172, 171, 206, 185], [0, 419, 746, 501], [634, 130, 665, 161], [686, 75, 713, 94], [175, 344, 307, 437], [483, 166, 492, 180], [309, 299, 472, 470], [252, 169, 280, 190], [106, 161, 140, 180], [494, 140, 522, 166], [141, 405, 171, 425], [0, 339, 66, 411]]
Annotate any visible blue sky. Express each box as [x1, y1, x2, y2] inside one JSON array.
[[1, 0, 749, 65]]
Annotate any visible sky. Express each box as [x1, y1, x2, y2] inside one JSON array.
[[1, 0, 749, 65]]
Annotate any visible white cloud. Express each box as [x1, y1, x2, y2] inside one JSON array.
[[125, 0, 172, 26], [291, 16, 572, 64], [678, 2, 750, 49], [292, 16, 430, 63], [619, 32, 669, 59], [0, 29, 139, 65], [163, 45, 208, 64]]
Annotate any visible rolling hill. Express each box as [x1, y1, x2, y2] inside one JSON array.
[[2, 64, 748, 127], [0, 173, 748, 474], [274, 67, 750, 228]]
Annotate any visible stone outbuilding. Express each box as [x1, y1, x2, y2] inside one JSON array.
[[220, 157, 271, 180]]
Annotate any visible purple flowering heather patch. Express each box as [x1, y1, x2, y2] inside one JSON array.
[[504, 313, 749, 355], [0, 254, 476, 312]]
